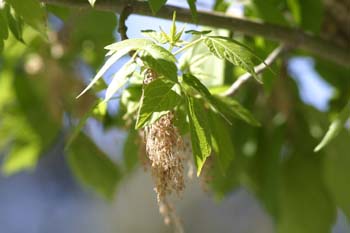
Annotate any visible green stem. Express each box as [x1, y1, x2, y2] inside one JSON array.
[[173, 37, 205, 56]]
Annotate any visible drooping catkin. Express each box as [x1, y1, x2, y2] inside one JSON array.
[[144, 112, 185, 200], [141, 68, 185, 232]]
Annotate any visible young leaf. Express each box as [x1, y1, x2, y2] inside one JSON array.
[[209, 110, 235, 174], [67, 133, 122, 200], [135, 78, 182, 129], [88, 0, 96, 7], [105, 38, 155, 52], [104, 61, 136, 102], [170, 11, 177, 43], [186, 96, 211, 176], [314, 100, 350, 152], [7, 0, 46, 35], [140, 44, 178, 82], [174, 25, 186, 42], [159, 26, 171, 42], [148, 0, 167, 14], [77, 47, 130, 98], [204, 36, 259, 81]]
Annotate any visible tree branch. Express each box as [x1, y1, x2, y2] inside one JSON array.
[[221, 45, 286, 97], [41, 0, 350, 67]]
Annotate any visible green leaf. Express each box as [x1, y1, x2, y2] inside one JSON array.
[[92, 99, 108, 120], [287, 0, 323, 33], [300, 0, 323, 33], [314, 100, 350, 152], [0, 40, 3, 53], [172, 105, 189, 135], [2, 139, 41, 175], [104, 61, 136, 102], [186, 96, 211, 176], [204, 36, 259, 81], [77, 47, 131, 98], [135, 78, 182, 129], [186, 0, 197, 22], [251, 0, 288, 25], [0, 15, 6, 52], [211, 96, 261, 127], [0, 8, 9, 41], [140, 44, 178, 82], [123, 130, 140, 173], [120, 85, 143, 120], [148, 0, 167, 14], [13, 70, 59, 146], [182, 73, 213, 100], [323, 130, 350, 218], [182, 74, 260, 126], [286, 0, 301, 24], [278, 155, 336, 233], [213, 0, 231, 12], [5, 5, 24, 42], [209, 110, 234, 174], [88, 0, 96, 7], [159, 26, 171, 42], [92, 78, 108, 93], [67, 133, 122, 200], [174, 25, 186, 42], [66, 9, 117, 67], [7, 0, 46, 34]]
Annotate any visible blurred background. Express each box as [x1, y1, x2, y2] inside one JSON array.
[[0, 0, 349, 232]]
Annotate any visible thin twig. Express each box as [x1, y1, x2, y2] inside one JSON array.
[[41, 0, 350, 67], [221, 45, 286, 97]]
